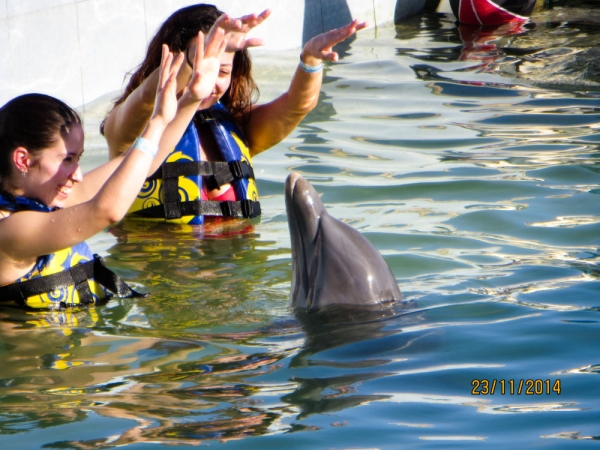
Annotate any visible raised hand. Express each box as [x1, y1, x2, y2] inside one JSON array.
[[186, 28, 227, 103], [152, 45, 184, 126], [301, 19, 368, 66], [207, 9, 271, 52]]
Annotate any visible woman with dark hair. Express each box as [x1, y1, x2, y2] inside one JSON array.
[[0, 31, 227, 309], [102, 4, 366, 225]]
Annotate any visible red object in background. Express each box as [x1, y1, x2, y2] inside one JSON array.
[[458, 21, 525, 67], [450, 0, 537, 26]]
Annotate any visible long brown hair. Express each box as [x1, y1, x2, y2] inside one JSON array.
[[102, 3, 258, 134]]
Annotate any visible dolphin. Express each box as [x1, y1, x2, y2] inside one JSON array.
[[285, 172, 403, 313]]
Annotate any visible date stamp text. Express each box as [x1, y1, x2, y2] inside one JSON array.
[[471, 379, 561, 395]]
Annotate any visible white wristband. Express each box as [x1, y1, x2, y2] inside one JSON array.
[[132, 136, 158, 158], [299, 54, 324, 73]]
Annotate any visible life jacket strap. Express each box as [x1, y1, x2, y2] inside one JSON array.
[[147, 160, 255, 191], [194, 108, 230, 123], [132, 199, 261, 220], [145, 160, 258, 220], [0, 254, 146, 309]]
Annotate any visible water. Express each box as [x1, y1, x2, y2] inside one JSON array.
[[2, 2, 600, 448]]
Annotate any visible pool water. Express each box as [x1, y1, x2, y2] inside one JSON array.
[[2, 2, 600, 448]]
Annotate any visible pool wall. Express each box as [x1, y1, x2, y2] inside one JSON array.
[[0, 0, 420, 109]]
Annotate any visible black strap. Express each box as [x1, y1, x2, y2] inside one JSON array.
[[0, 254, 146, 308], [147, 160, 255, 191], [146, 160, 257, 220], [194, 108, 230, 123], [131, 199, 261, 220]]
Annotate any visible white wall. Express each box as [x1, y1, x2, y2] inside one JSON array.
[[0, 0, 401, 109]]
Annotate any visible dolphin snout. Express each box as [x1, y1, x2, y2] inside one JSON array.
[[285, 173, 325, 243]]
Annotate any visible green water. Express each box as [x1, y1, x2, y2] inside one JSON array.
[[2, 2, 600, 448]]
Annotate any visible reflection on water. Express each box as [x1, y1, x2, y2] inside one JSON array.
[[2, 1, 600, 448]]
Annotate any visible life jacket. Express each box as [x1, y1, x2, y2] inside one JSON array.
[[127, 102, 261, 225], [0, 192, 144, 309]]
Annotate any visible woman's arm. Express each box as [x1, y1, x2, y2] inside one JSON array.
[[103, 53, 201, 159], [102, 68, 162, 159], [154, 29, 228, 172], [70, 30, 228, 206], [102, 12, 260, 159], [244, 20, 367, 157], [0, 46, 182, 261]]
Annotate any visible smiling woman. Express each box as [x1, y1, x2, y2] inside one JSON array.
[[102, 3, 366, 226], [0, 31, 228, 309], [0, 97, 85, 210]]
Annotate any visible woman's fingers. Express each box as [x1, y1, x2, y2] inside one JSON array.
[[193, 31, 205, 69], [186, 28, 226, 101], [214, 9, 270, 51], [168, 53, 184, 85], [157, 44, 171, 90], [258, 9, 271, 22], [205, 27, 225, 57], [304, 19, 368, 62], [239, 8, 270, 30], [157, 44, 182, 90], [327, 20, 366, 45], [152, 44, 183, 124], [210, 14, 242, 37], [243, 37, 266, 48]]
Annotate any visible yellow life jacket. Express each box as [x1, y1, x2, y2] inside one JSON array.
[[0, 193, 144, 309], [0, 243, 144, 310], [127, 102, 260, 225]]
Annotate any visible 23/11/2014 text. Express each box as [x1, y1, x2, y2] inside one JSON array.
[[471, 379, 561, 395]]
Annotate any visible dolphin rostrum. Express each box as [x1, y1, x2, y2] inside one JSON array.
[[285, 172, 403, 313]]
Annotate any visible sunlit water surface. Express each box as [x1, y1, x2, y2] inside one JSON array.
[[2, 2, 600, 448]]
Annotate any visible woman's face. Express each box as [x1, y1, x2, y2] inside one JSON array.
[[197, 48, 236, 110], [21, 124, 84, 208], [183, 33, 236, 109], [190, 39, 235, 110]]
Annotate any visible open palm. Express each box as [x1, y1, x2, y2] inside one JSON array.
[[207, 10, 270, 52], [187, 29, 227, 102], [152, 45, 183, 126]]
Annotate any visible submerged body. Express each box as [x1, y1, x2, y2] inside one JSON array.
[[285, 172, 402, 313]]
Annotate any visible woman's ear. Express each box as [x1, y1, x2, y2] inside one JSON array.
[[12, 147, 31, 174]]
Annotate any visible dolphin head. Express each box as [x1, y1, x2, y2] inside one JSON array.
[[285, 172, 403, 313]]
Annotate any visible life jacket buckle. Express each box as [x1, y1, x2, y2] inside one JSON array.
[[241, 199, 255, 218], [220, 201, 234, 217], [229, 160, 244, 179], [196, 110, 215, 122]]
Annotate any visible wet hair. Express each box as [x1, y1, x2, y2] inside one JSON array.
[[102, 3, 258, 134], [0, 93, 81, 190]]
